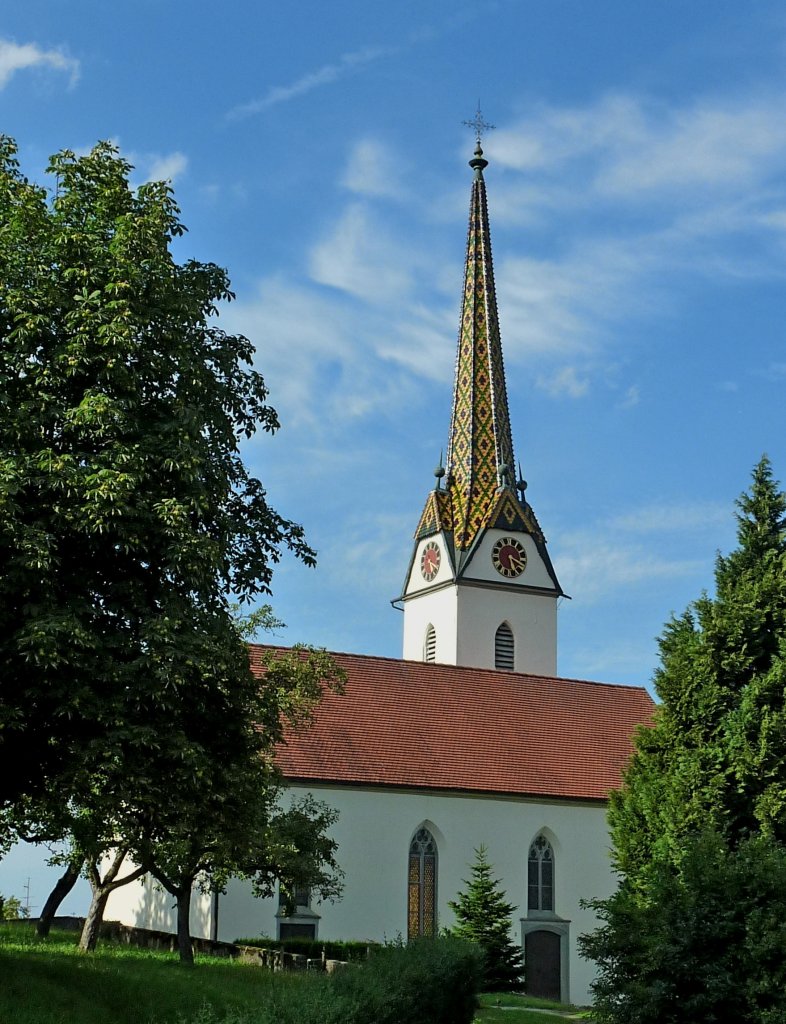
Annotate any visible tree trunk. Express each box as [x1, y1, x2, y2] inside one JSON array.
[[79, 887, 110, 953], [176, 885, 194, 964], [78, 850, 146, 953], [37, 857, 83, 938]]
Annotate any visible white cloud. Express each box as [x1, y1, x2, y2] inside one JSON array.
[[600, 102, 786, 196], [0, 37, 79, 89], [536, 365, 589, 398], [227, 45, 394, 120], [618, 385, 640, 409], [495, 93, 786, 200], [608, 501, 730, 535], [557, 537, 705, 604], [341, 138, 405, 201], [218, 275, 429, 432], [308, 203, 415, 303], [146, 152, 188, 183]]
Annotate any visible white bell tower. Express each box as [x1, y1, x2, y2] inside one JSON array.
[[398, 136, 563, 675]]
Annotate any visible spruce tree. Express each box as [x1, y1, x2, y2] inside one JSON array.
[[581, 457, 786, 1022], [448, 845, 524, 992]]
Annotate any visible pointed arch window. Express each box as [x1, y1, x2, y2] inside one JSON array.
[[495, 622, 515, 670], [424, 624, 436, 663], [408, 827, 437, 938], [528, 835, 554, 913]]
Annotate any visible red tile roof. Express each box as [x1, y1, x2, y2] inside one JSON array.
[[250, 647, 654, 803]]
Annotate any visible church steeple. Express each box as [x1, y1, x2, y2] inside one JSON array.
[[446, 140, 516, 552], [400, 133, 563, 676]]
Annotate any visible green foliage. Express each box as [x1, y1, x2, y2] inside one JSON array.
[[584, 457, 786, 1021], [447, 844, 524, 991], [326, 936, 482, 1024], [0, 895, 29, 920], [581, 831, 786, 1024], [0, 136, 347, 957], [233, 936, 377, 962], [0, 136, 314, 817]]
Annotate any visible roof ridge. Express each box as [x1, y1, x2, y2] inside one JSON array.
[[248, 642, 653, 697]]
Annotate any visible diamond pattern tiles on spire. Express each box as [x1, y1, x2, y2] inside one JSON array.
[[446, 165, 515, 550], [414, 489, 454, 540]]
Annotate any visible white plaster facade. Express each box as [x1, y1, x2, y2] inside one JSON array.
[[105, 781, 614, 1006], [402, 528, 559, 676]]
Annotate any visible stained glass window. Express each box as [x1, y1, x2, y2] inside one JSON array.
[[528, 835, 554, 912], [408, 827, 437, 938]]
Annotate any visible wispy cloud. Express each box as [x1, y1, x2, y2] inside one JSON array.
[[536, 365, 590, 398], [126, 148, 188, 187], [308, 203, 415, 302], [557, 536, 705, 605], [227, 45, 394, 120], [608, 500, 730, 534], [618, 385, 640, 409], [494, 93, 786, 199], [341, 138, 406, 201], [0, 37, 79, 89], [146, 152, 188, 183], [555, 497, 732, 604]]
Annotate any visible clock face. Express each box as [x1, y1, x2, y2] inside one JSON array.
[[420, 541, 441, 581], [492, 536, 527, 578]]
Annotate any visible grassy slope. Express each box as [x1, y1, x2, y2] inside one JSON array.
[[0, 925, 304, 1024]]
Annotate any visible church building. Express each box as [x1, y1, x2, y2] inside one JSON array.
[[107, 137, 654, 1006]]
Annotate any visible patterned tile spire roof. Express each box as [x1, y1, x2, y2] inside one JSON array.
[[445, 141, 517, 550]]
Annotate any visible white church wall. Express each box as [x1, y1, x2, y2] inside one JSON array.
[[270, 783, 610, 1005], [105, 869, 213, 938], [402, 583, 458, 664], [104, 782, 613, 1004], [455, 584, 557, 676]]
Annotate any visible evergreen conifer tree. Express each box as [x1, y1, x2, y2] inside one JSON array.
[[581, 457, 786, 1022], [448, 845, 524, 992]]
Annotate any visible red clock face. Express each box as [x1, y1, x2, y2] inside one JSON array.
[[492, 536, 527, 578], [420, 541, 441, 581]]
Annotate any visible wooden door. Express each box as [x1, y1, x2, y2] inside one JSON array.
[[525, 930, 561, 1000]]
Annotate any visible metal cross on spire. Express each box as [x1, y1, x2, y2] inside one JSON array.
[[462, 102, 495, 145]]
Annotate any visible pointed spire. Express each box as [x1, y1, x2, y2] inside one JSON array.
[[445, 141, 516, 550]]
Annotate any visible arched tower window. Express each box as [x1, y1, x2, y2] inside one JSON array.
[[424, 624, 436, 663], [495, 622, 515, 670], [528, 835, 554, 913], [408, 827, 437, 938]]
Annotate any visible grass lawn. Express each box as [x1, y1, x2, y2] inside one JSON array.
[[0, 924, 308, 1024], [474, 992, 592, 1023], [1, 924, 594, 1024]]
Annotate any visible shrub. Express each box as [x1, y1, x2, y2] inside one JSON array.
[[232, 936, 376, 962], [202, 936, 482, 1024], [328, 936, 482, 1024]]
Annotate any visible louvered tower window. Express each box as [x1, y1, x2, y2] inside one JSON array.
[[495, 622, 515, 670], [424, 624, 436, 663], [408, 827, 437, 938], [528, 835, 554, 913]]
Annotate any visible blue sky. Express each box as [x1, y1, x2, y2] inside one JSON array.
[[4, 0, 786, 911]]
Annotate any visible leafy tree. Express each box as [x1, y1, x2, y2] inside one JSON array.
[[0, 894, 29, 920], [0, 137, 346, 961], [581, 457, 786, 1021], [448, 845, 523, 992], [0, 136, 314, 821]]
